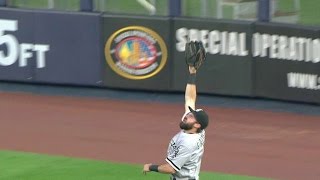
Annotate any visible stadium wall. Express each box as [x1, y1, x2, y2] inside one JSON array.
[[0, 8, 319, 103]]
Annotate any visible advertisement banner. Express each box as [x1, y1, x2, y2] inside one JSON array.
[[102, 15, 171, 90], [172, 18, 253, 96], [0, 8, 103, 86], [253, 23, 320, 103], [0, 8, 34, 82]]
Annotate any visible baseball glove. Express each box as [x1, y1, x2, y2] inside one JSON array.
[[185, 41, 206, 70]]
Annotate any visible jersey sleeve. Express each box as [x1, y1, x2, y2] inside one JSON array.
[[166, 144, 193, 172]]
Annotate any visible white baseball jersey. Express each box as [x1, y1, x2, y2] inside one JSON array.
[[166, 115, 206, 180]]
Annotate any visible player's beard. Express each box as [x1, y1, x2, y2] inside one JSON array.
[[179, 121, 194, 130]]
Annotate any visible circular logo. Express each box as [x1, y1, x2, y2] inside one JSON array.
[[105, 26, 167, 80]]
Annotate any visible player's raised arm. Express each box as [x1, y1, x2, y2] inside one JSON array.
[[185, 66, 197, 112], [184, 41, 206, 112]]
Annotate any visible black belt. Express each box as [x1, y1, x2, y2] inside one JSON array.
[[171, 178, 195, 180]]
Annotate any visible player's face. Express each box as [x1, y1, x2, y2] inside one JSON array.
[[180, 112, 198, 130]]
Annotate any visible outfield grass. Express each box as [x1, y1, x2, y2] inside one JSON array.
[[0, 150, 271, 180]]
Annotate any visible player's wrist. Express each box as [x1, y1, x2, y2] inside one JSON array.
[[187, 73, 197, 84], [149, 164, 159, 172]]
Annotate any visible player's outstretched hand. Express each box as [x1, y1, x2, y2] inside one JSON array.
[[185, 41, 206, 70], [142, 163, 151, 175]]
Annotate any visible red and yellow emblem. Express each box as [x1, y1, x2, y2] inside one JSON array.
[[105, 26, 167, 80]]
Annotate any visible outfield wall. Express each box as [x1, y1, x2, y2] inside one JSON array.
[[0, 8, 103, 86], [0, 8, 319, 103]]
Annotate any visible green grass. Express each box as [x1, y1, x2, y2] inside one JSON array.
[[0, 150, 270, 180], [7, 0, 320, 25], [94, 0, 168, 16], [298, 1, 320, 26], [9, 0, 80, 11]]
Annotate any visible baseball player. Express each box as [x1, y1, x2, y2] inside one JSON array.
[[143, 41, 209, 180]]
